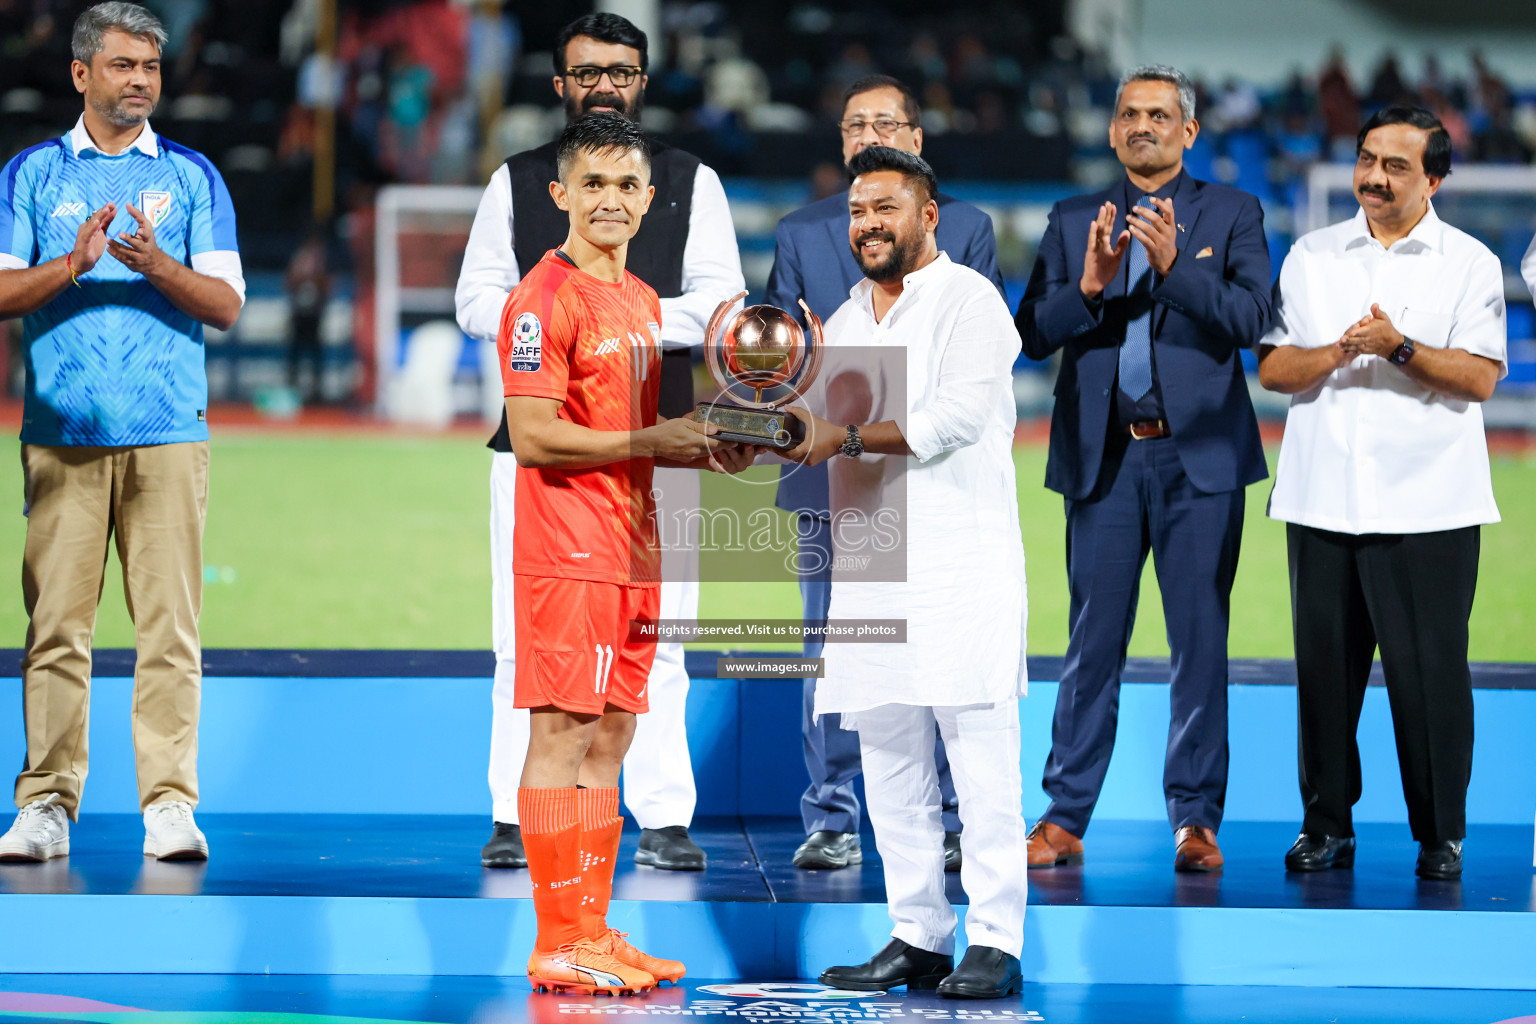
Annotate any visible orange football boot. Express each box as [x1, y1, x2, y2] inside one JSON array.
[[527, 939, 656, 996], [599, 928, 686, 984]]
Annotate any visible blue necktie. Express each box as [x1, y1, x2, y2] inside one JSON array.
[[1118, 196, 1157, 402]]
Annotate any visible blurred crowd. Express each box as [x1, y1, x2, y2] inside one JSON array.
[[2, 0, 1535, 408], [312, 1, 1536, 197], [1, 0, 1534, 255]]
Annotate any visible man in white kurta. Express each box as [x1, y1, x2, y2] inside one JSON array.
[[783, 145, 1028, 999]]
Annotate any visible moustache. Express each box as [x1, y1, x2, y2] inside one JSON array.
[[855, 231, 895, 248], [1358, 185, 1394, 200], [582, 92, 626, 113]]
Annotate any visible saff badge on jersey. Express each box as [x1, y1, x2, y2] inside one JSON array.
[[138, 190, 173, 227], [510, 312, 542, 372]]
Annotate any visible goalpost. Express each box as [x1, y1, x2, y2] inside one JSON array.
[[373, 184, 493, 422]]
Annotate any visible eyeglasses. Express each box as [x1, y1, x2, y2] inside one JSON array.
[[564, 65, 643, 88], [838, 119, 917, 139]]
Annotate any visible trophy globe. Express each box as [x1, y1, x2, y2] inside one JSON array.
[[695, 291, 825, 449]]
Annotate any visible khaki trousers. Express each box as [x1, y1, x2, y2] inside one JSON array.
[[16, 441, 209, 818]]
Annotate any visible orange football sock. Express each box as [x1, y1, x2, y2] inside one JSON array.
[[519, 787, 586, 954], [576, 786, 623, 939]]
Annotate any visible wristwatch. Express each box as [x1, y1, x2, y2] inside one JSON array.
[[1388, 337, 1416, 366], [838, 424, 864, 459]]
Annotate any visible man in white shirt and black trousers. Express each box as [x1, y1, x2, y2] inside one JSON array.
[[781, 146, 1029, 999], [455, 12, 744, 871], [1259, 105, 1506, 882]]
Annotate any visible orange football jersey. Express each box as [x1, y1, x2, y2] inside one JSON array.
[[498, 250, 664, 585]]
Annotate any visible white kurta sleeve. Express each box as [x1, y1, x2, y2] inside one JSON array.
[[658, 163, 745, 349], [1449, 247, 1509, 376], [903, 287, 1019, 463], [1522, 234, 1536, 303], [455, 164, 520, 344], [1259, 244, 1314, 349]]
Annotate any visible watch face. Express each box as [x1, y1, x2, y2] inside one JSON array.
[[840, 426, 862, 457]]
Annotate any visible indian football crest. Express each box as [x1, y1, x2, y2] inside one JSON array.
[[509, 312, 542, 372], [138, 190, 173, 227]]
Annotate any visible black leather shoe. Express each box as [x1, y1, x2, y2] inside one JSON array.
[[480, 822, 526, 868], [1284, 832, 1355, 872], [936, 945, 1023, 999], [1416, 839, 1463, 880], [634, 825, 706, 870], [820, 938, 953, 991], [943, 831, 961, 872], [794, 831, 862, 870]]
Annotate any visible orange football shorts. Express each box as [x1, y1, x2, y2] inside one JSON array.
[[513, 575, 659, 715]]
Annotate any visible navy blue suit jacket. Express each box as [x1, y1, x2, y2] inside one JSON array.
[[767, 192, 1006, 516], [1016, 173, 1270, 500]]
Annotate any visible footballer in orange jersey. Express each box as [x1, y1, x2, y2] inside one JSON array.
[[496, 113, 756, 996]]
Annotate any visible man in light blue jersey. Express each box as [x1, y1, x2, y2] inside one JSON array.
[[0, 2, 244, 863]]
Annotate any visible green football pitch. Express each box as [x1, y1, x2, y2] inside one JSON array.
[[0, 433, 1531, 660]]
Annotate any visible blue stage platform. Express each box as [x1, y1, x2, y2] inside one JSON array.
[[0, 815, 1533, 988], [0, 652, 1531, 1001], [0, 975, 1533, 1024], [1, 651, 1532, 825]]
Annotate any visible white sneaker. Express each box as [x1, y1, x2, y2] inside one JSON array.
[[143, 800, 208, 861], [0, 794, 70, 862]]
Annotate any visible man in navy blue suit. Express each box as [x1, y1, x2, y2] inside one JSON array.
[[765, 74, 1006, 871], [1015, 65, 1270, 873]]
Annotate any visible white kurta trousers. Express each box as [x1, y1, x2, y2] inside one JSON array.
[[487, 452, 700, 828], [849, 699, 1029, 958]]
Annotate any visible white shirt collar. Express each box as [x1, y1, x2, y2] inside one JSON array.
[[69, 116, 159, 158], [1344, 200, 1443, 254], [848, 250, 954, 306]]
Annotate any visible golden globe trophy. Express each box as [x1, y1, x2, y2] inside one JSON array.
[[693, 290, 826, 450]]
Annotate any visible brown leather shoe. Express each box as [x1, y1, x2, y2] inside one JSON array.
[[1026, 820, 1084, 868], [1174, 826, 1223, 873]]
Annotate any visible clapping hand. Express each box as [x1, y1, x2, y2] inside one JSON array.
[[1128, 197, 1179, 276], [69, 204, 116, 276], [105, 204, 168, 277], [1340, 304, 1403, 359], [1079, 201, 1129, 298]]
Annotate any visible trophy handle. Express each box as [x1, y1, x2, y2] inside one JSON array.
[[704, 291, 748, 401], [796, 298, 827, 397]]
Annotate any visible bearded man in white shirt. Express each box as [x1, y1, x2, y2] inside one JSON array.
[[782, 146, 1029, 999], [1258, 105, 1506, 883]]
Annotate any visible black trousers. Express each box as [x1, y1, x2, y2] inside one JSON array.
[[1287, 523, 1479, 843]]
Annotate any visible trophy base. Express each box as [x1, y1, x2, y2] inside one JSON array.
[[692, 401, 805, 450]]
